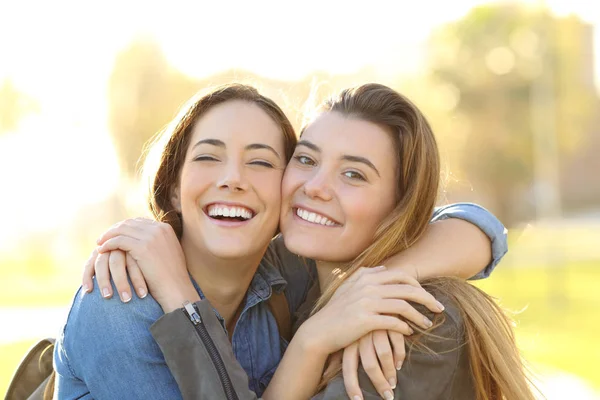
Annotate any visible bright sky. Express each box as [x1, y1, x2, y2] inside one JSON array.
[[0, 0, 598, 247]]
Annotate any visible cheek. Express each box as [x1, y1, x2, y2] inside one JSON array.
[[252, 170, 284, 208], [281, 167, 303, 202], [342, 187, 394, 235]]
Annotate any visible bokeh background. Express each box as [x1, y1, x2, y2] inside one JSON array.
[[1, 0, 599, 398]]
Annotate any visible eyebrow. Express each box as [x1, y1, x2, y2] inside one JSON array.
[[193, 139, 281, 159], [297, 140, 380, 177]]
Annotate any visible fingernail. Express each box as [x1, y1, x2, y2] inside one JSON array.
[[383, 390, 394, 400], [396, 361, 403, 370], [424, 317, 433, 328], [436, 301, 445, 311], [82, 284, 90, 293], [121, 292, 131, 303], [388, 377, 397, 389], [102, 288, 111, 298], [353, 396, 363, 400], [138, 288, 147, 298], [408, 327, 414, 335], [374, 265, 386, 270]]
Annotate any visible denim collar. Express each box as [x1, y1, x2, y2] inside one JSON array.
[[188, 255, 288, 320]]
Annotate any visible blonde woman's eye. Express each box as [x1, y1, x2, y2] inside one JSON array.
[[294, 155, 315, 166], [343, 171, 366, 181]]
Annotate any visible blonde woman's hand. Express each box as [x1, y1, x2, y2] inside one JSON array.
[[91, 217, 197, 311], [82, 248, 149, 303]]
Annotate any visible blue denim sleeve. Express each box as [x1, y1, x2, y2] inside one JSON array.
[[431, 202, 508, 280], [53, 279, 183, 400]]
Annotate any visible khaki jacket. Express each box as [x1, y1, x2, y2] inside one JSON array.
[[150, 287, 475, 399]]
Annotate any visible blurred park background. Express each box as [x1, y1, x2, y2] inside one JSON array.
[[1, 0, 599, 398]]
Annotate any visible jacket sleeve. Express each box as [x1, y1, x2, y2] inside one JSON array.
[[431, 202, 508, 280], [312, 291, 476, 400], [150, 299, 262, 400]]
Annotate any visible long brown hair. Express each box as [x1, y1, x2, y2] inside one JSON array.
[[420, 278, 538, 400], [310, 84, 536, 399], [143, 83, 298, 238]]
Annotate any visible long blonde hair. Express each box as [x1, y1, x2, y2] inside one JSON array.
[[310, 84, 537, 399]]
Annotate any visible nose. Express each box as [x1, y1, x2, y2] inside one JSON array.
[[217, 162, 248, 192], [303, 170, 333, 201]]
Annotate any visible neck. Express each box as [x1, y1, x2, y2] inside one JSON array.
[[315, 260, 348, 293], [181, 237, 266, 332]]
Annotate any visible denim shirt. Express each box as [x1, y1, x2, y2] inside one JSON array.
[[53, 203, 507, 399]]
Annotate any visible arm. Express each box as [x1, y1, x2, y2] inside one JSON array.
[[385, 202, 508, 281], [53, 281, 183, 400], [314, 290, 474, 400]]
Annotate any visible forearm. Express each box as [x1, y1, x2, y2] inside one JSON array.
[[385, 218, 492, 281], [263, 323, 329, 400]]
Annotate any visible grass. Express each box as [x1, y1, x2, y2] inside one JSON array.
[[474, 261, 600, 389]]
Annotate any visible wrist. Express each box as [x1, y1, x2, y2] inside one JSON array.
[[158, 284, 200, 313], [295, 319, 330, 357]]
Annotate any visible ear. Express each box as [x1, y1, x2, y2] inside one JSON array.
[[171, 187, 182, 213]]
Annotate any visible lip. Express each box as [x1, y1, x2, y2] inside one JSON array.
[[203, 201, 257, 228], [292, 204, 342, 226]]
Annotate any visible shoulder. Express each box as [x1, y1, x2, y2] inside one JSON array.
[[60, 279, 164, 360]]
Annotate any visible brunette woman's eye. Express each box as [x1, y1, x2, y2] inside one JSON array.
[[343, 170, 366, 181], [249, 160, 274, 168], [193, 155, 219, 162], [294, 155, 316, 166]]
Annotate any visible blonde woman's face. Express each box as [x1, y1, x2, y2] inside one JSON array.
[[280, 112, 397, 262]]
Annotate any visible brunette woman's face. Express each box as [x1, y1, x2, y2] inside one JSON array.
[[173, 100, 286, 260], [280, 112, 398, 262]]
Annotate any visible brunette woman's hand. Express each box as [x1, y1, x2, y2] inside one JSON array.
[[330, 267, 444, 400], [298, 266, 442, 357]]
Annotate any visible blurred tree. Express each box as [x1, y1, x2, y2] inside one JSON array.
[[427, 4, 598, 225], [0, 78, 39, 134], [108, 38, 198, 178]]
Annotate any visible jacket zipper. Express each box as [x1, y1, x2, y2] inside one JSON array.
[[182, 301, 239, 400]]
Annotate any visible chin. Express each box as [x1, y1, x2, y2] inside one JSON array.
[[282, 232, 348, 262]]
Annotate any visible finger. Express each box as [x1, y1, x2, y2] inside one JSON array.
[[359, 333, 393, 400], [96, 222, 146, 246], [342, 342, 363, 400], [388, 331, 406, 371], [109, 250, 132, 303], [81, 249, 98, 293], [379, 284, 444, 313], [370, 315, 414, 336], [376, 299, 433, 330], [126, 253, 148, 299], [373, 330, 397, 391], [97, 236, 141, 255], [346, 266, 387, 284], [364, 268, 422, 288], [94, 251, 113, 299]]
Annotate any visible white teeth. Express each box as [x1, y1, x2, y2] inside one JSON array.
[[296, 208, 336, 226], [207, 205, 253, 220]]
